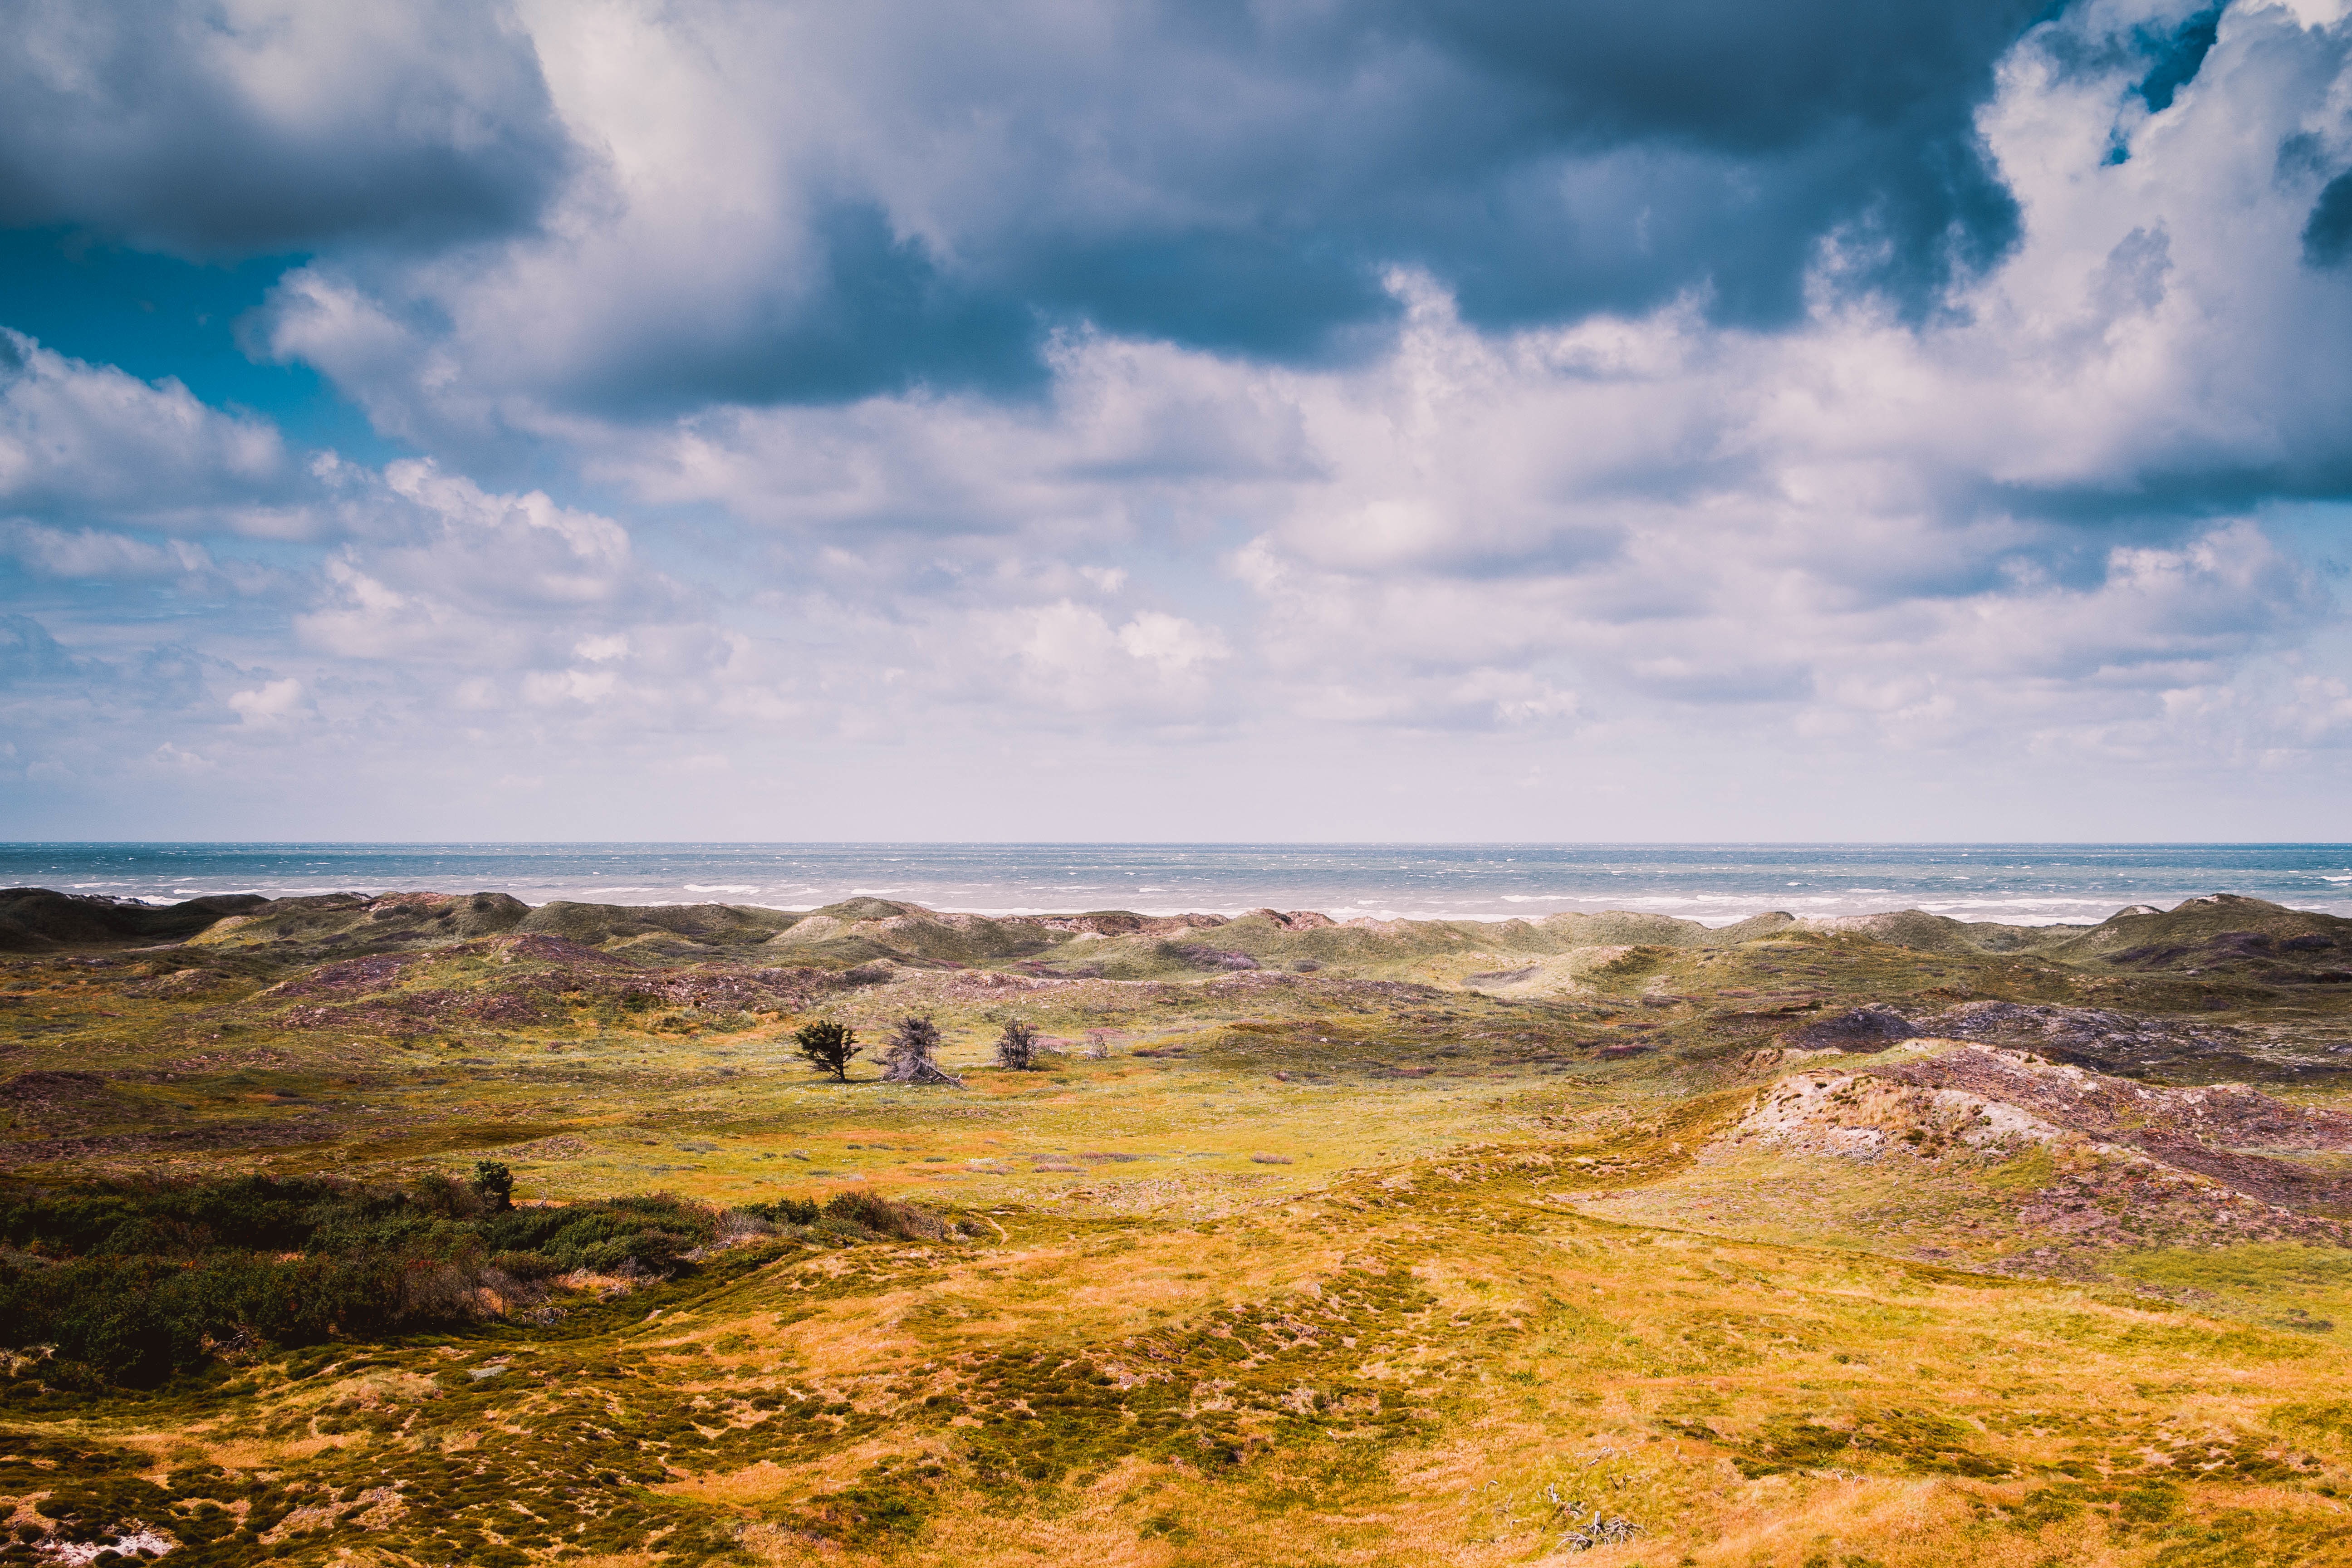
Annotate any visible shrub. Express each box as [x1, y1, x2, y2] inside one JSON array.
[[994, 1018, 1039, 1071], [470, 1161, 515, 1213], [821, 1191, 953, 1242], [476, 1195, 715, 1274], [0, 1176, 738, 1385], [0, 1250, 416, 1387], [407, 1172, 485, 1220], [793, 1019, 860, 1080]]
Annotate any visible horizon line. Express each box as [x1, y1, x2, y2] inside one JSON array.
[[7, 839, 2352, 850]]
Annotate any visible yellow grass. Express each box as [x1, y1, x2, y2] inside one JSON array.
[[10, 902, 2352, 1563]]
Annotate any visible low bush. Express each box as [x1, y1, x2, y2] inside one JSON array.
[[995, 1017, 1039, 1070], [0, 1174, 805, 1386], [818, 1190, 959, 1241], [743, 1190, 961, 1241]]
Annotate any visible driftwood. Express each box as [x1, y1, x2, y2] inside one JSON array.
[[1545, 1486, 1637, 1552]]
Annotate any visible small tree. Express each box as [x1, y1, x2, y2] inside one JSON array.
[[794, 1019, 861, 1081], [470, 1160, 514, 1213], [880, 1013, 962, 1086], [994, 1016, 1039, 1070]]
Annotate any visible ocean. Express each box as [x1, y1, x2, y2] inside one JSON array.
[[5, 843, 2350, 927]]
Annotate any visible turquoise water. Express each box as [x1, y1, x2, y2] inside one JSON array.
[[4, 843, 2349, 926]]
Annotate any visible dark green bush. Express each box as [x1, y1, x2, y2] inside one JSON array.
[[742, 1196, 821, 1225], [792, 1019, 860, 1080], [470, 1161, 515, 1212], [739, 1192, 966, 1240], [0, 1176, 795, 1386], [819, 1191, 953, 1240], [0, 1251, 412, 1387]]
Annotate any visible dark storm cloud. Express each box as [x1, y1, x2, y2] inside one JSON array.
[[5, 0, 2081, 409], [1991, 460, 2352, 533], [1392, 0, 2042, 148], [559, 203, 1050, 413], [1376, 0, 2045, 319], [0, 0, 2279, 418], [0, 1, 568, 255], [700, 0, 2058, 394]]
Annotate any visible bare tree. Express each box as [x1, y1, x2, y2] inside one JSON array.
[[794, 1019, 860, 1081], [880, 1013, 963, 1086], [995, 1016, 1039, 1070]]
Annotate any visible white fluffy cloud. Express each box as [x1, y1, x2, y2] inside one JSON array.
[[227, 675, 309, 727], [0, 331, 304, 533]]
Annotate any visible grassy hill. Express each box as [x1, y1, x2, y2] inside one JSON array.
[[2, 889, 2350, 1565]]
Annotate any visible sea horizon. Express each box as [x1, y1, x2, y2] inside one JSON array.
[[8, 841, 2350, 929]]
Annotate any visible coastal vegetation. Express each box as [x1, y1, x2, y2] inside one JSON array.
[[789, 1020, 858, 1082], [0, 886, 2349, 1563], [0, 1173, 725, 1384], [993, 1017, 1039, 1071]]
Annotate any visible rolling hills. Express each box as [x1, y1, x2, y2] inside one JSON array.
[[2, 887, 2350, 1566]]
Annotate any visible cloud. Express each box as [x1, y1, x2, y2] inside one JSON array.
[[952, 601, 1232, 721], [0, 612, 80, 683], [227, 0, 2113, 430], [0, 330, 304, 531], [0, 522, 215, 580], [2305, 170, 2352, 267], [1116, 611, 1228, 676], [292, 459, 694, 671], [0, 0, 568, 254], [149, 741, 216, 772], [2, 0, 2307, 428], [546, 0, 2351, 757], [2285, 674, 2352, 736], [227, 675, 309, 727]]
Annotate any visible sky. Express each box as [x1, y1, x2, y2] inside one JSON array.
[[3, 0, 2351, 843]]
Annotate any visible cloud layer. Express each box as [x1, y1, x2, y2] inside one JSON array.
[[0, 0, 568, 253], [241, 0, 2059, 424], [1, 0, 2349, 839]]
